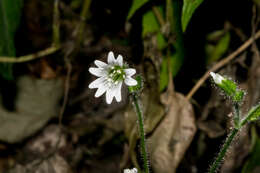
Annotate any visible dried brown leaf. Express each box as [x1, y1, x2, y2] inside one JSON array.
[[148, 92, 196, 173]]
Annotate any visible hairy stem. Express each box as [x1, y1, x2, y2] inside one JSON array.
[[233, 103, 240, 128], [209, 128, 238, 173], [131, 94, 149, 173]]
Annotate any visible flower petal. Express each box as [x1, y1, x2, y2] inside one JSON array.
[[94, 60, 107, 68], [108, 51, 116, 64], [89, 77, 105, 88], [124, 68, 136, 77], [116, 55, 123, 66], [106, 88, 114, 104], [89, 67, 106, 77], [124, 77, 137, 86], [114, 82, 122, 102], [95, 85, 108, 97], [210, 72, 224, 84]]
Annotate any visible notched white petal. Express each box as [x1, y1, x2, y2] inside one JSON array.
[[124, 77, 137, 86], [116, 55, 123, 66], [124, 68, 136, 77], [89, 67, 106, 77], [108, 51, 116, 64], [94, 60, 107, 68], [114, 82, 122, 102], [89, 77, 105, 88], [106, 88, 114, 104], [95, 85, 107, 97]]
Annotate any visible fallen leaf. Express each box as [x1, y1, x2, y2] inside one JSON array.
[[0, 76, 63, 143], [148, 92, 196, 173]]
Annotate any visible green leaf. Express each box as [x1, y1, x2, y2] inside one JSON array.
[[0, 0, 23, 80], [127, 0, 149, 20], [246, 104, 260, 122], [159, 52, 183, 91], [159, 57, 168, 91], [142, 9, 160, 36], [181, 0, 204, 32], [206, 32, 230, 65], [142, 9, 167, 50]]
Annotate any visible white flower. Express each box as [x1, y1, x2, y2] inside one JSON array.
[[89, 51, 137, 104], [210, 72, 224, 84], [124, 168, 138, 173]]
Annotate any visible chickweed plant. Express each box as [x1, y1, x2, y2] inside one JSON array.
[[209, 72, 260, 173], [88, 52, 260, 173], [89, 52, 148, 173]]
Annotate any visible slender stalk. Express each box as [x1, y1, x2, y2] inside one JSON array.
[[0, 46, 60, 63], [53, 0, 60, 47], [77, 0, 91, 45], [131, 94, 149, 173], [209, 128, 239, 173], [233, 103, 240, 128], [152, 6, 165, 26]]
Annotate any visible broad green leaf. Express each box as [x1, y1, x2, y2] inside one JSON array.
[[142, 9, 160, 36], [127, 0, 149, 20], [160, 1, 184, 91], [182, 0, 204, 32], [159, 57, 168, 91], [171, 53, 183, 78], [159, 53, 183, 91], [142, 9, 167, 50], [205, 32, 230, 65], [0, 0, 23, 80]]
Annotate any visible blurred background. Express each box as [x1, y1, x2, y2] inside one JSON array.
[[0, 0, 260, 172]]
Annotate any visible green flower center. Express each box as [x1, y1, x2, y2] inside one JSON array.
[[108, 65, 126, 83]]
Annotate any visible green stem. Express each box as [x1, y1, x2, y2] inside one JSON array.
[[233, 103, 240, 128], [52, 0, 60, 47], [209, 128, 238, 173], [131, 94, 149, 173], [77, 0, 91, 45]]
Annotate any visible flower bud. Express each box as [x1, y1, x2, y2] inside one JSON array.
[[210, 72, 245, 103]]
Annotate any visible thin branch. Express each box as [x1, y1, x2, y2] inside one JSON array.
[[152, 6, 165, 26], [186, 30, 260, 100], [0, 46, 60, 63], [0, 0, 61, 64], [59, 59, 72, 126]]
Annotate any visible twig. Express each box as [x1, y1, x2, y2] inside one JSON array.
[[0, 0, 61, 64], [152, 6, 165, 26], [0, 46, 60, 63], [186, 30, 260, 100]]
